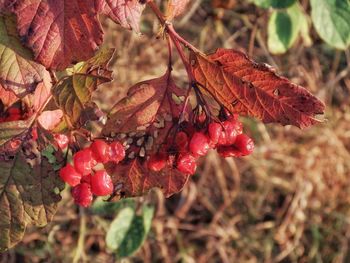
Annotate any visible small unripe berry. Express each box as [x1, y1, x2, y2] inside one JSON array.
[[73, 148, 97, 176], [176, 153, 197, 175], [72, 183, 93, 207], [59, 164, 82, 187], [90, 139, 110, 163], [109, 141, 125, 163], [54, 134, 69, 150], [147, 153, 167, 172], [189, 132, 210, 156], [175, 131, 189, 151], [234, 134, 254, 156], [91, 170, 114, 196], [208, 122, 222, 145]]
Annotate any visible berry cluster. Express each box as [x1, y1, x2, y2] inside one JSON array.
[[147, 114, 254, 175], [59, 139, 125, 207]]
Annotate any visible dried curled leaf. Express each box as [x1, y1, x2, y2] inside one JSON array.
[[103, 71, 191, 197], [98, 0, 145, 32], [0, 129, 65, 252], [52, 48, 114, 128], [166, 0, 191, 20], [0, 15, 48, 97], [191, 49, 325, 129], [13, 0, 104, 70]]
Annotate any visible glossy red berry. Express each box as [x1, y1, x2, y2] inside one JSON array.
[[73, 148, 97, 176], [189, 132, 210, 156], [109, 141, 125, 163], [81, 173, 92, 185], [176, 153, 197, 175], [208, 122, 222, 145], [91, 170, 114, 196], [72, 183, 93, 207], [90, 139, 110, 163], [147, 153, 167, 172], [175, 131, 189, 151], [54, 134, 69, 150], [234, 134, 254, 156], [217, 145, 242, 158], [59, 164, 82, 187], [222, 121, 238, 145]]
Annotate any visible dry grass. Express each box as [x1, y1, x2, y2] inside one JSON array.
[[1, 0, 350, 262]]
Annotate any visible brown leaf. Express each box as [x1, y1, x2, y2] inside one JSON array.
[[14, 0, 103, 70], [52, 48, 113, 128], [166, 0, 191, 20], [0, 128, 65, 252], [107, 159, 190, 198], [103, 71, 191, 197], [191, 48, 325, 129], [98, 0, 145, 32], [0, 15, 48, 96]]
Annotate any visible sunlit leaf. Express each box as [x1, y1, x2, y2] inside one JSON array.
[[191, 49, 325, 129]]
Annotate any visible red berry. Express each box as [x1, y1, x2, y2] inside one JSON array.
[[81, 174, 92, 185], [59, 164, 82, 187], [208, 122, 222, 145], [147, 153, 167, 172], [90, 139, 110, 163], [54, 134, 69, 150], [73, 148, 97, 176], [217, 145, 242, 158], [229, 119, 243, 135], [189, 132, 210, 156], [234, 134, 254, 156], [109, 141, 125, 163], [91, 170, 114, 196], [175, 131, 189, 151], [176, 153, 197, 175], [222, 121, 238, 145], [72, 183, 93, 207]]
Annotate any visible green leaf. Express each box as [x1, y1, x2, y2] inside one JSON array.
[[91, 198, 136, 216], [52, 48, 114, 128], [311, 0, 350, 50], [251, 0, 297, 9], [106, 207, 135, 251], [106, 205, 154, 258], [268, 4, 304, 54], [0, 15, 47, 97], [0, 132, 65, 252]]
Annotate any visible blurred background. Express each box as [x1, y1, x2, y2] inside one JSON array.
[[1, 0, 350, 262]]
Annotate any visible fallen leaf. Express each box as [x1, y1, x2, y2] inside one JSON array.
[[191, 48, 325, 129]]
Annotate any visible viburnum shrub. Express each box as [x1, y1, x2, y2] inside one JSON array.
[[0, 0, 325, 252]]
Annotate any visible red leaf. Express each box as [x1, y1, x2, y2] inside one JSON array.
[[14, 0, 103, 70], [107, 159, 190, 198], [103, 71, 191, 197], [166, 0, 191, 19], [191, 49, 325, 129], [98, 0, 145, 32], [37, 110, 63, 131]]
